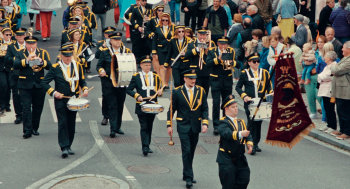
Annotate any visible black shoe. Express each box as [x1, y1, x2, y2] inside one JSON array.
[[101, 118, 108, 125], [68, 148, 75, 155], [23, 133, 32, 139], [0, 109, 4, 114], [30, 20, 34, 27], [186, 181, 193, 188], [5, 107, 11, 112], [62, 150, 69, 158], [213, 129, 219, 135], [255, 146, 262, 152], [32, 130, 40, 136], [110, 132, 116, 138], [116, 129, 124, 135], [143, 148, 149, 156], [86, 68, 91, 73], [183, 179, 196, 183], [14, 116, 22, 124], [148, 148, 153, 153], [250, 147, 256, 155]]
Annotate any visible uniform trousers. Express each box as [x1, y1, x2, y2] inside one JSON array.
[[0, 71, 10, 109], [137, 114, 155, 149], [172, 68, 186, 87], [218, 157, 250, 189], [178, 129, 199, 181], [184, 6, 197, 32], [101, 79, 109, 119], [244, 103, 262, 146], [106, 87, 126, 132], [131, 32, 150, 64], [336, 98, 350, 136], [211, 87, 232, 129], [195, 76, 210, 97], [55, 98, 77, 151], [19, 87, 45, 134], [9, 73, 22, 118]]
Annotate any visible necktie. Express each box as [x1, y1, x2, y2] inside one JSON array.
[[164, 27, 167, 34], [179, 41, 182, 48], [67, 66, 71, 78], [233, 119, 238, 129], [20, 45, 23, 49], [145, 74, 149, 86], [275, 49, 278, 61], [189, 89, 193, 105], [254, 71, 258, 85]]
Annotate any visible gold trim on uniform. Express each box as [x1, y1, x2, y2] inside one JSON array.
[[40, 77, 44, 79], [247, 141, 254, 146], [223, 99, 235, 109], [164, 63, 169, 67], [214, 58, 219, 65], [19, 76, 26, 79], [210, 74, 218, 77], [21, 59, 26, 67], [82, 86, 88, 91], [232, 131, 238, 140], [167, 120, 171, 125], [190, 65, 197, 68], [47, 88, 54, 95], [176, 117, 183, 121], [134, 93, 140, 99], [202, 119, 209, 125], [240, 93, 247, 99], [135, 24, 139, 30], [98, 68, 104, 74], [192, 48, 197, 56]]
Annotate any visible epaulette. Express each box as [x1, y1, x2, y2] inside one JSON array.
[[174, 86, 181, 90], [101, 47, 109, 51], [209, 47, 216, 51], [62, 30, 67, 33], [52, 63, 59, 68], [155, 24, 160, 27], [196, 85, 204, 90], [220, 116, 226, 121], [241, 70, 246, 73], [133, 73, 139, 76], [151, 16, 156, 19]]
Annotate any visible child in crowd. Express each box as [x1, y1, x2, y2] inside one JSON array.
[[299, 43, 316, 85]]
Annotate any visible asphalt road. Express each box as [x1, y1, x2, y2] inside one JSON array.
[[0, 1, 349, 189]]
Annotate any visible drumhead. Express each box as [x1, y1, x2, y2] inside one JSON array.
[[142, 104, 162, 107], [68, 98, 89, 105]]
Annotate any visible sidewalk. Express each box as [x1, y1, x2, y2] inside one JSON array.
[[232, 83, 350, 152]]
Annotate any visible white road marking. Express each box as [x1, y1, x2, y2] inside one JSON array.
[[48, 99, 81, 123], [98, 98, 133, 121], [0, 100, 16, 123]]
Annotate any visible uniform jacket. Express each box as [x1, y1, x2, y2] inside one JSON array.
[[61, 27, 90, 46], [235, 68, 273, 100], [4, 40, 22, 75], [41, 61, 88, 97], [126, 72, 162, 114], [124, 4, 138, 31], [167, 85, 209, 134], [206, 46, 238, 89], [74, 42, 91, 67], [331, 56, 350, 100], [13, 48, 51, 89], [216, 116, 253, 165], [152, 24, 175, 54], [0, 39, 7, 72], [185, 38, 216, 77], [96, 46, 131, 88], [164, 37, 191, 68], [130, 5, 153, 35], [95, 40, 105, 59], [145, 17, 159, 39]]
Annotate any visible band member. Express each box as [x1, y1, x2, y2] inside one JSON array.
[[206, 36, 238, 135], [0, 27, 12, 114], [124, 0, 142, 44], [152, 12, 174, 88], [185, 28, 216, 95], [185, 27, 195, 41], [61, 17, 89, 46], [0, 7, 12, 29], [96, 26, 116, 125], [217, 94, 253, 189], [77, 1, 97, 46], [126, 55, 163, 156], [164, 25, 191, 87], [41, 42, 89, 158], [13, 35, 51, 138], [235, 53, 273, 155], [0, 18, 10, 32], [69, 28, 93, 72], [96, 32, 131, 137], [167, 69, 209, 188], [130, 0, 152, 63], [4, 0, 20, 31], [4, 27, 26, 123]]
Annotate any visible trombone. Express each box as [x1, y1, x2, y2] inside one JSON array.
[[198, 30, 211, 70], [222, 48, 233, 71]]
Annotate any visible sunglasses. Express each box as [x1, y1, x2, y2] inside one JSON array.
[[158, 9, 164, 12], [178, 30, 184, 33], [162, 19, 168, 22], [4, 34, 11, 36], [252, 60, 260, 64], [142, 0, 147, 2]]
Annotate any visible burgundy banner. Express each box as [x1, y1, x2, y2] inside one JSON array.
[[265, 55, 315, 149]]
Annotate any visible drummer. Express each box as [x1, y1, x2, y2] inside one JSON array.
[[235, 52, 273, 155], [126, 55, 163, 156], [41, 42, 89, 158]]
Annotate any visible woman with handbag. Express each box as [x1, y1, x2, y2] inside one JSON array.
[[276, 0, 298, 40]]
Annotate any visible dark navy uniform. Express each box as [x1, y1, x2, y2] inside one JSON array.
[[0, 28, 12, 113], [61, 18, 90, 46], [145, 5, 164, 40], [126, 56, 163, 155], [151, 20, 175, 66], [96, 32, 131, 137], [217, 95, 253, 189], [166, 70, 209, 187], [124, 3, 140, 52], [13, 36, 51, 138], [41, 43, 88, 158], [206, 37, 238, 133], [235, 54, 273, 154]]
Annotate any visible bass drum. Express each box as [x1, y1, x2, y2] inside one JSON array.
[[110, 53, 137, 88], [123, 7, 132, 25]]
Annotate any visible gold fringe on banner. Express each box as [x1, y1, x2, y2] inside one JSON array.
[[264, 123, 316, 149]]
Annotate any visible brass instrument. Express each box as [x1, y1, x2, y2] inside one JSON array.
[[0, 42, 8, 57], [29, 48, 42, 73], [222, 48, 232, 71], [198, 30, 211, 70], [141, 13, 147, 39], [68, 0, 78, 6]]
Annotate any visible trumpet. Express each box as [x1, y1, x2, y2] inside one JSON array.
[[0, 43, 8, 57], [222, 48, 232, 71], [68, 0, 78, 6], [198, 30, 212, 70], [29, 48, 42, 72]]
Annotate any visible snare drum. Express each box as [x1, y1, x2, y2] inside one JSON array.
[[111, 53, 137, 88], [248, 102, 272, 121], [141, 103, 164, 114], [67, 98, 90, 111]]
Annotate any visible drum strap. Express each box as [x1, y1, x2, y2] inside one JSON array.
[[139, 71, 154, 97], [58, 60, 79, 92], [245, 68, 262, 99]]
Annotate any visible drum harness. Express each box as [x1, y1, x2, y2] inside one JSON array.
[[139, 71, 154, 97], [244, 68, 263, 103], [58, 60, 79, 94]]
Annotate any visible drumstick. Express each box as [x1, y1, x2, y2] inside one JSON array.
[[148, 85, 166, 102], [61, 96, 72, 99], [87, 74, 100, 79], [77, 86, 94, 99]]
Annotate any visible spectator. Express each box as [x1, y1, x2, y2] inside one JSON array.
[[247, 5, 265, 34], [221, 0, 233, 27], [267, 35, 284, 87], [112, 0, 119, 28], [315, 36, 328, 73], [330, 0, 350, 44], [197, 0, 209, 28], [236, 18, 253, 63], [226, 0, 238, 18], [325, 27, 343, 59], [299, 43, 316, 85], [318, 51, 338, 134], [259, 36, 271, 70], [271, 26, 284, 43], [285, 37, 303, 76], [252, 29, 263, 52], [228, 14, 243, 49], [92, 0, 110, 46], [238, 4, 252, 21], [330, 41, 350, 140], [276, 0, 298, 39], [318, 0, 335, 37], [291, 14, 308, 49], [303, 16, 312, 44], [333, 0, 350, 12], [182, 0, 199, 32], [316, 0, 327, 24], [253, 0, 273, 35], [203, 0, 229, 43], [299, 0, 311, 17]]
